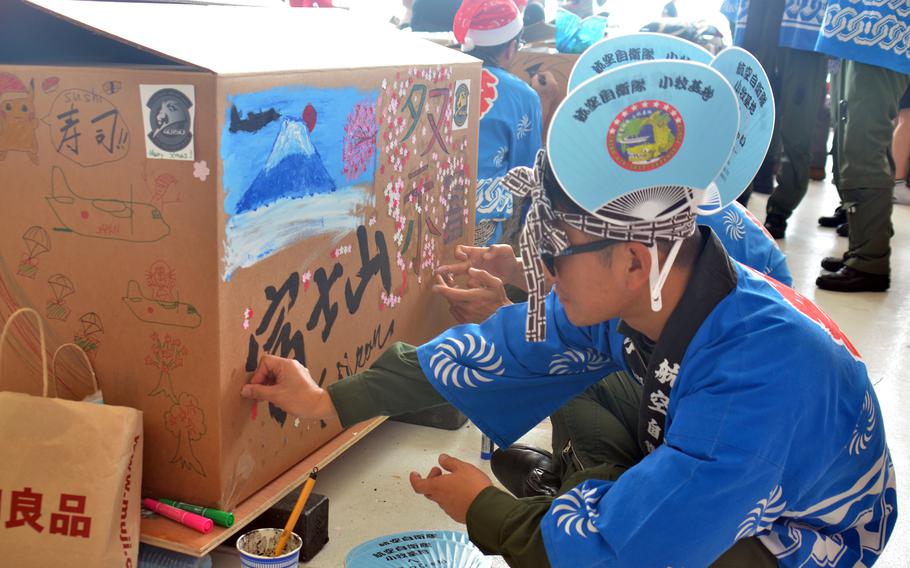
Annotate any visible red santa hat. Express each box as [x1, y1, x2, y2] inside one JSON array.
[[0, 73, 29, 103], [454, 0, 524, 52]]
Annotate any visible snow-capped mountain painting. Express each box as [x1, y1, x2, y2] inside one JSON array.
[[235, 118, 337, 214], [221, 85, 380, 280]]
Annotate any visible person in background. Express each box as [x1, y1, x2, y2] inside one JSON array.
[[725, 0, 785, 205], [454, 0, 551, 248], [523, 1, 546, 26], [720, 0, 737, 39], [808, 82, 830, 182], [814, 1, 910, 292], [891, 85, 910, 205], [726, 0, 827, 237], [761, 0, 828, 240], [410, 0, 530, 32], [410, 0, 462, 32], [559, 0, 608, 18]]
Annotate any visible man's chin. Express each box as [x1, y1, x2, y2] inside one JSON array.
[[562, 305, 595, 327], [562, 302, 614, 327]]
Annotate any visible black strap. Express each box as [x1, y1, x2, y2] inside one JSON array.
[[628, 228, 738, 454]]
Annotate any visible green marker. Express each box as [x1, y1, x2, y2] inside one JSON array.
[[158, 499, 234, 528]]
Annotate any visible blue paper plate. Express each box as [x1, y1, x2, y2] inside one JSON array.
[[547, 60, 739, 221], [699, 46, 775, 214], [568, 32, 713, 92], [345, 530, 490, 568]]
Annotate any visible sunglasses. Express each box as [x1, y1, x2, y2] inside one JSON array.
[[540, 238, 620, 276]]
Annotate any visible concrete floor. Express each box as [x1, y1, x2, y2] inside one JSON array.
[[211, 178, 910, 566]]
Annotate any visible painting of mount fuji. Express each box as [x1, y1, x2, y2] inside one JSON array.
[[221, 85, 380, 279]]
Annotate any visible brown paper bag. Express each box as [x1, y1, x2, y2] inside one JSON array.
[[0, 308, 143, 567]]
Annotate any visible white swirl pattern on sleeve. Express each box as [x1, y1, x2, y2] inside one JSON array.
[[428, 333, 505, 389], [548, 348, 610, 375]]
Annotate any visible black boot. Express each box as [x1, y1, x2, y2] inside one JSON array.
[[836, 222, 849, 237], [820, 256, 846, 272], [816, 266, 890, 292], [764, 213, 787, 239], [818, 206, 846, 228], [490, 444, 561, 498]]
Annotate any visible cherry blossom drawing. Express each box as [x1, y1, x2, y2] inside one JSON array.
[[342, 98, 379, 181]]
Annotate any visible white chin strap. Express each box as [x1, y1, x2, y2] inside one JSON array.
[[648, 239, 683, 312]]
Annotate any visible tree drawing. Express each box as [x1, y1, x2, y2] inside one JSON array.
[[342, 98, 379, 181], [165, 393, 207, 477], [145, 332, 188, 401]]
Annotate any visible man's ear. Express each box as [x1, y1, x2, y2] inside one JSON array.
[[508, 38, 521, 59], [624, 242, 652, 293]]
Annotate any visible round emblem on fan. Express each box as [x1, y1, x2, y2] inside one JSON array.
[[606, 100, 684, 172]]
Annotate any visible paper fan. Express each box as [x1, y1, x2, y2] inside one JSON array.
[[569, 32, 713, 92], [698, 47, 775, 215], [547, 60, 739, 222], [345, 530, 491, 568], [597, 184, 693, 223]]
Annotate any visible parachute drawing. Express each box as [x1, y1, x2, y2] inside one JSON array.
[[16, 226, 50, 279], [79, 312, 104, 336], [46, 274, 75, 321], [74, 312, 104, 356]]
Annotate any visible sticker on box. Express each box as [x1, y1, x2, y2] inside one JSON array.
[[140, 84, 195, 161], [452, 79, 470, 131]]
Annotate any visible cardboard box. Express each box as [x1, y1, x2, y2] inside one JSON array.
[[0, 0, 480, 509], [507, 46, 580, 136], [509, 46, 580, 97]]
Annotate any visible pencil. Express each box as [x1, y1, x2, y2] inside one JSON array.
[[273, 467, 318, 557]]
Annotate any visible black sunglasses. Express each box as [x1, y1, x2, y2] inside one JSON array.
[[540, 238, 620, 276]]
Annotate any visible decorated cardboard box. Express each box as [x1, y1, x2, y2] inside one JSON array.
[[0, 0, 480, 509], [509, 46, 580, 97], [508, 46, 580, 135]]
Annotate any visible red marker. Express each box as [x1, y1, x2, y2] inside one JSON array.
[[143, 498, 213, 534]]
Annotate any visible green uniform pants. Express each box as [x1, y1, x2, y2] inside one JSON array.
[[833, 60, 910, 274], [766, 48, 829, 222], [468, 372, 778, 567], [329, 347, 778, 567]]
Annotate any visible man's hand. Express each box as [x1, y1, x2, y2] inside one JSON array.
[[240, 355, 337, 421], [410, 454, 493, 524], [433, 268, 511, 324], [437, 244, 524, 288]]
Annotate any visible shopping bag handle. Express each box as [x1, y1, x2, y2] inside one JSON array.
[[52, 343, 99, 396], [0, 307, 50, 397]]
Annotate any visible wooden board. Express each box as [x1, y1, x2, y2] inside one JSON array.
[[140, 417, 387, 557]]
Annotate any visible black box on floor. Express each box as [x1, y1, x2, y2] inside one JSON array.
[[238, 491, 329, 562], [392, 403, 468, 430]]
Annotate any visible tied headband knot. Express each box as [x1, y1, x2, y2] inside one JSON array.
[[501, 150, 568, 343]]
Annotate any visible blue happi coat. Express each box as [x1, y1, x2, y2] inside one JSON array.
[[415, 233, 893, 567], [475, 66, 543, 246], [816, 1, 910, 75], [698, 201, 792, 285], [732, 0, 826, 51], [732, 0, 910, 75]]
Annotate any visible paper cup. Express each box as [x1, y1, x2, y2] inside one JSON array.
[[237, 528, 302, 568]]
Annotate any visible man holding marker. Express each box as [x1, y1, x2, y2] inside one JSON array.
[[242, 43, 895, 568]]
